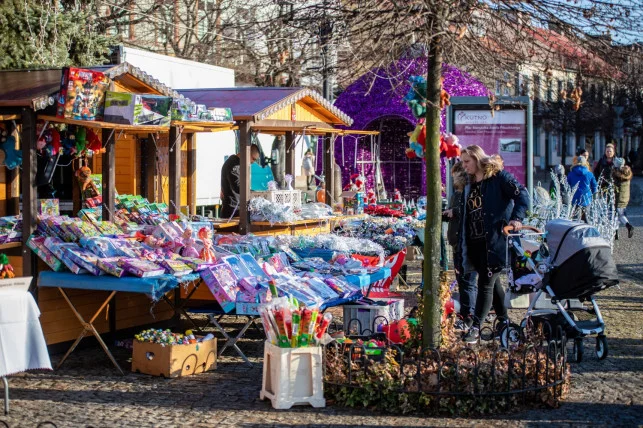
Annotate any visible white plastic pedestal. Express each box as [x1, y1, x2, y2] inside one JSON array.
[[260, 341, 325, 410]]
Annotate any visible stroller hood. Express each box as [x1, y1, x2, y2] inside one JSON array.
[[545, 219, 619, 300], [546, 219, 609, 266]]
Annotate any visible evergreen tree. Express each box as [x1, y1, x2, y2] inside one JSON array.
[[0, 0, 114, 69]]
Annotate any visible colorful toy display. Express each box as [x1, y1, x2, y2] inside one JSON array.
[[259, 298, 331, 348], [104, 91, 172, 126], [57, 67, 110, 121]]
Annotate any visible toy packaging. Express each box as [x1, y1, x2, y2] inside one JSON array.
[[97, 257, 126, 278], [57, 67, 110, 121], [158, 259, 193, 277], [177, 257, 214, 272], [200, 263, 239, 313], [26, 236, 64, 272], [39, 199, 60, 216], [65, 246, 103, 276], [104, 91, 172, 126], [119, 258, 165, 278], [43, 237, 88, 274]]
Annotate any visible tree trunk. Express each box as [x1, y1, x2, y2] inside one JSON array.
[[422, 36, 443, 349]]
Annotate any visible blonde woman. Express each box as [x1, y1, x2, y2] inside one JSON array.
[[458, 145, 529, 344]]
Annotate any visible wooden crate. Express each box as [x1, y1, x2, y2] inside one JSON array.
[[132, 336, 217, 378]]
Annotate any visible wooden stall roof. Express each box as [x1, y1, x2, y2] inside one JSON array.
[[178, 87, 353, 127], [0, 62, 199, 112], [0, 68, 62, 107]]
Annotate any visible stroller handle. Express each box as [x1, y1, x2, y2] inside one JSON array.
[[503, 224, 542, 235]]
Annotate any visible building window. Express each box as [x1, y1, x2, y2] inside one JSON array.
[[533, 126, 540, 156], [198, 11, 208, 38], [533, 74, 541, 99], [546, 80, 553, 102], [557, 80, 564, 101]]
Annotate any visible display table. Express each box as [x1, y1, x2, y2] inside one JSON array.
[[250, 218, 331, 237], [38, 271, 200, 374], [0, 287, 52, 415]]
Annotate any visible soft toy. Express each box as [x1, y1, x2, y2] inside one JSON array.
[[49, 128, 62, 155], [86, 129, 105, 154], [62, 132, 76, 156], [439, 133, 461, 159], [0, 254, 15, 279], [440, 77, 451, 110], [393, 188, 402, 203], [354, 175, 365, 192], [407, 123, 425, 159], [75, 127, 87, 156], [0, 130, 22, 170], [344, 173, 358, 191], [366, 189, 377, 205], [198, 227, 216, 263], [403, 75, 427, 119]]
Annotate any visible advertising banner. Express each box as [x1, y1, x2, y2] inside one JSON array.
[[454, 109, 527, 184]]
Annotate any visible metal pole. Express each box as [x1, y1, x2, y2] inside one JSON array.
[[527, 98, 534, 211]]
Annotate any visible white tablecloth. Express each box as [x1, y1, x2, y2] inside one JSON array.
[[0, 290, 51, 377]]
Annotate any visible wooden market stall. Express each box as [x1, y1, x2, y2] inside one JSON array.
[[179, 87, 377, 235], [0, 64, 235, 347]]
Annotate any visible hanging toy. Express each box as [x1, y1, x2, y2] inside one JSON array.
[[0, 254, 15, 279], [344, 173, 359, 191], [406, 123, 426, 159], [439, 77, 451, 110], [75, 127, 88, 156], [48, 128, 62, 155], [403, 76, 428, 119], [198, 227, 216, 263], [440, 132, 461, 159], [86, 129, 105, 154], [0, 128, 23, 170]]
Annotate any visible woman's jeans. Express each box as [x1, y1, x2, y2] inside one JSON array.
[[468, 240, 508, 327], [456, 271, 477, 318], [617, 207, 629, 226]]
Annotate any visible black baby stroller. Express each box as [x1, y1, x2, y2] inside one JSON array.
[[500, 219, 619, 362]]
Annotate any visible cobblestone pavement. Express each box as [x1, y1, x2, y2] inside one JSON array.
[[1, 203, 642, 427]]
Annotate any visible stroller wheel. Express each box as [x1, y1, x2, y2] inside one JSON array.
[[595, 335, 608, 360], [571, 338, 584, 363], [500, 323, 522, 348]]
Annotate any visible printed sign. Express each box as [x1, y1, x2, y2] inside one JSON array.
[[454, 109, 527, 184]]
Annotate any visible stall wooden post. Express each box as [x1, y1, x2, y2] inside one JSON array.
[[144, 133, 158, 202], [323, 133, 335, 206], [168, 126, 182, 215], [102, 128, 116, 221], [20, 108, 37, 281], [8, 169, 19, 215], [187, 132, 197, 216], [285, 131, 295, 177], [238, 120, 251, 235]]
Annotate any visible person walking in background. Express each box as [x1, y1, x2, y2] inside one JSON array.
[[549, 164, 570, 205], [442, 161, 477, 332], [457, 145, 530, 344], [567, 155, 598, 222], [302, 149, 316, 190], [612, 157, 635, 239], [594, 143, 616, 188]]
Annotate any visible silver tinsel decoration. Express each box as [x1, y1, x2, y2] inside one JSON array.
[[248, 197, 301, 225], [529, 169, 618, 251]]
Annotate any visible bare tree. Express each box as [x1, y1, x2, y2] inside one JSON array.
[[286, 0, 643, 348]]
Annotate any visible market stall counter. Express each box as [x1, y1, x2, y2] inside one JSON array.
[[38, 271, 200, 374]]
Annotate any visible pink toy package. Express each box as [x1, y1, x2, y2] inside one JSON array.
[[200, 263, 238, 313]]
